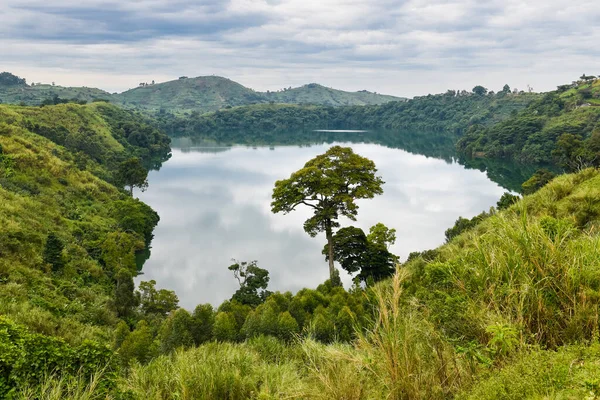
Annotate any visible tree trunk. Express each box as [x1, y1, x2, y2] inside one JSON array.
[[325, 220, 335, 282]]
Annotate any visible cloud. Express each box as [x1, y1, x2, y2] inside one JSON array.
[[1, 0, 599, 95]]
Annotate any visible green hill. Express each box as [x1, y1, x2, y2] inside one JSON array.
[[0, 72, 405, 114], [113, 77, 405, 113], [458, 78, 600, 168], [0, 73, 111, 106], [265, 83, 404, 107], [113, 76, 265, 113]]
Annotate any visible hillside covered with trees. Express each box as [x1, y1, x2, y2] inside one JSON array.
[[458, 77, 600, 170], [0, 72, 405, 114], [2, 76, 600, 399]]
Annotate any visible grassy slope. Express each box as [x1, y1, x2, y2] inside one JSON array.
[[0, 104, 165, 345], [110, 169, 600, 399]]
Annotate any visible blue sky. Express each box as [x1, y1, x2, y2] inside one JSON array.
[[1, 0, 599, 96]]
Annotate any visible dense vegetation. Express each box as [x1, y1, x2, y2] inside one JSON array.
[[0, 103, 170, 398], [156, 86, 537, 138], [458, 78, 600, 170], [0, 72, 404, 114], [3, 75, 600, 399]]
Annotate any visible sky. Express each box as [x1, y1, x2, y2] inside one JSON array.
[[1, 0, 599, 97]]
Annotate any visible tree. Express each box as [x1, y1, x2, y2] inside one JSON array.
[[367, 222, 396, 249], [117, 157, 148, 196], [191, 304, 215, 345], [228, 260, 271, 307], [496, 192, 519, 211], [278, 311, 299, 342], [137, 280, 179, 317], [213, 312, 238, 342], [521, 169, 556, 195], [119, 320, 156, 365], [323, 226, 395, 284], [271, 146, 384, 282], [43, 233, 65, 272], [502, 84, 511, 94], [115, 268, 137, 318], [472, 85, 488, 96], [159, 309, 195, 353]]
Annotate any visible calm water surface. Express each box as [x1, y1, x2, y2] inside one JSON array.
[[137, 136, 510, 309]]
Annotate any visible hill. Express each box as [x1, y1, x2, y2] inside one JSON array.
[[458, 78, 600, 169], [265, 83, 403, 107], [114, 77, 406, 113], [113, 76, 265, 113], [0, 72, 406, 114], [0, 73, 111, 105]]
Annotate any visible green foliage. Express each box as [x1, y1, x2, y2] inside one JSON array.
[[118, 320, 157, 366], [0, 72, 27, 87], [367, 222, 397, 249], [42, 233, 65, 272], [0, 104, 163, 347], [272, 146, 384, 280], [458, 82, 600, 167], [212, 312, 239, 342], [114, 269, 137, 319], [117, 158, 148, 195], [137, 280, 179, 317], [324, 226, 396, 284], [460, 344, 600, 399], [444, 210, 492, 242], [472, 85, 488, 96], [521, 168, 556, 194], [191, 304, 215, 345], [0, 317, 116, 399], [159, 87, 536, 137], [496, 192, 519, 210], [228, 260, 271, 307], [158, 309, 195, 354]]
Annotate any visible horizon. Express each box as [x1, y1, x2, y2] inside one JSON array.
[[0, 70, 583, 98], [2, 1, 599, 97]]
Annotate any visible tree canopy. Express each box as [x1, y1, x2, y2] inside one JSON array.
[[271, 146, 384, 281]]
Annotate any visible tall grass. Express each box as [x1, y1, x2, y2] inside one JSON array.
[[355, 270, 466, 400], [17, 370, 111, 400], [122, 341, 307, 399]]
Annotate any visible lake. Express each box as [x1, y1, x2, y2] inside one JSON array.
[[136, 133, 529, 309]]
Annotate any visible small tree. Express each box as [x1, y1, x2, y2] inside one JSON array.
[[115, 268, 137, 318], [137, 280, 179, 317], [117, 157, 148, 196], [271, 146, 384, 282], [43, 233, 65, 272], [472, 85, 488, 96], [496, 192, 520, 211], [367, 222, 396, 249], [213, 312, 238, 342], [228, 260, 270, 307]]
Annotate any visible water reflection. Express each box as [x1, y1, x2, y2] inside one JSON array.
[[137, 139, 513, 309]]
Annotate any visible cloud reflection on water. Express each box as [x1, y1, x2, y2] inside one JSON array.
[[136, 142, 505, 309]]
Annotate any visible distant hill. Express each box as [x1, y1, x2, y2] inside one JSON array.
[[265, 83, 401, 107], [0, 73, 111, 105], [0, 72, 405, 113], [113, 77, 406, 113], [112, 76, 266, 113]]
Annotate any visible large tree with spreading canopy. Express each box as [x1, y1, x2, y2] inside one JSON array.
[[271, 146, 384, 282]]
